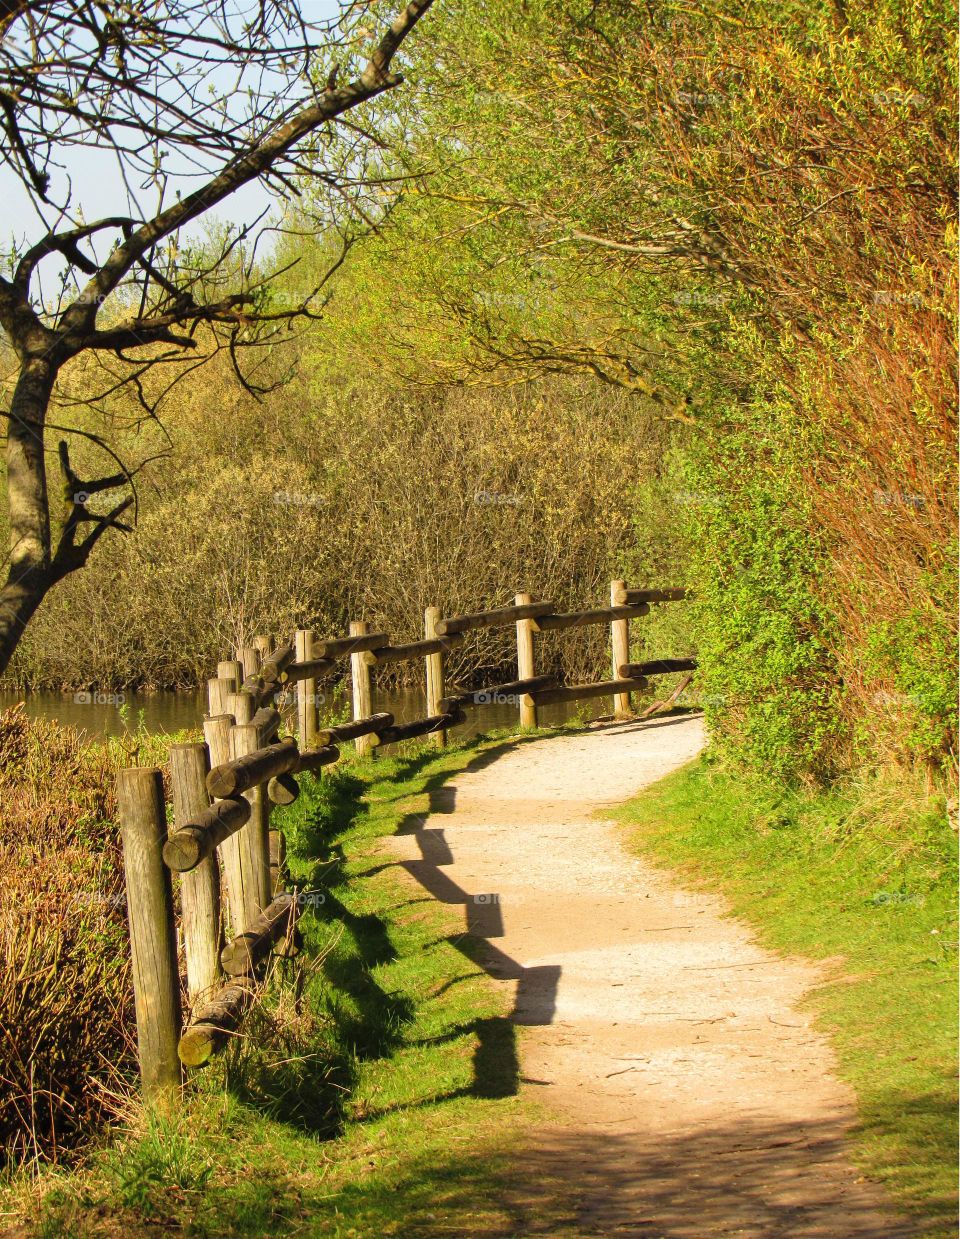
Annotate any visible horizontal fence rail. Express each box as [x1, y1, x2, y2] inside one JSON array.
[[116, 579, 694, 1099]]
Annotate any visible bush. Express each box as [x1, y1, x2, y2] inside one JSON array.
[[0, 706, 136, 1165]]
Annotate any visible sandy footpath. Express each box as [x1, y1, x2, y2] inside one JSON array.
[[385, 715, 915, 1237]]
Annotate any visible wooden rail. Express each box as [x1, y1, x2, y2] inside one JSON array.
[[116, 577, 694, 1096]]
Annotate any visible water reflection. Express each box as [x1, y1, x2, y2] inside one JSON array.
[[0, 684, 610, 742]]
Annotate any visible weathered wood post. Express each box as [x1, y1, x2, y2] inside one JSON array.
[[203, 714, 241, 934], [515, 591, 538, 730], [169, 744, 222, 1001], [610, 579, 632, 717], [252, 634, 274, 665], [226, 691, 254, 726], [237, 645, 259, 682], [295, 627, 317, 748], [350, 619, 375, 758], [217, 659, 244, 691], [424, 606, 447, 748], [117, 767, 182, 1101], [207, 676, 234, 717], [227, 722, 271, 932]]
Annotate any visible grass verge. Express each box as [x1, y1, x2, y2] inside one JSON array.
[[5, 732, 571, 1238], [612, 757, 958, 1235]]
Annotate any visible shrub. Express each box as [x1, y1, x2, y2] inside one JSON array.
[[0, 706, 136, 1165]]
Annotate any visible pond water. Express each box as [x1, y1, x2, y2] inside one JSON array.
[[0, 684, 610, 743]]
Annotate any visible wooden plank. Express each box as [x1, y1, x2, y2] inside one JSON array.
[[249, 706, 280, 741], [294, 629, 317, 748], [241, 643, 295, 703], [283, 656, 334, 684], [293, 744, 340, 775], [350, 620, 375, 758], [312, 631, 389, 659], [169, 743, 223, 1001], [227, 724, 272, 931], [533, 604, 649, 631], [220, 893, 297, 977], [435, 600, 554, 636], [371, 634, 464, 664], [530, 677, 649, 706], [203, 713, 243, 935], [613, 586, 688, 606], [315, 712, 393, 746], [515, 592, 538, 728], [440, 675, 557, 713], [206, 737, 299, 799], [117, 767, 182, 1100], [375, 711, 464, 746], [611, 580, 631, 717], [267, 773, 300, 806], [619, 657, 698, 678], [163, 797, 251, 872], [424, 606, 446, 749], [178, 978, 255, 1068]]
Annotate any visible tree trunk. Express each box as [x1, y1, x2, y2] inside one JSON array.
[[0, 357, 55, 675]]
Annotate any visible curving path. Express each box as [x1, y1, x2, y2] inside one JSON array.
[[386, 714, 914, 1237]]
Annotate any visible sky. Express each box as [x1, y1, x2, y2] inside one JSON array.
[[0, 0, 349, 268]]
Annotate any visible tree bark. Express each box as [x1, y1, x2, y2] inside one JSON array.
[[0, 358, 56, 673]]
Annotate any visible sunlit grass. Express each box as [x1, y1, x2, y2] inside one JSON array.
[[614, 758, 959, 1234]]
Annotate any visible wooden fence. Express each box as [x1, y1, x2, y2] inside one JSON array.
[[117, 580, 693, 1100]]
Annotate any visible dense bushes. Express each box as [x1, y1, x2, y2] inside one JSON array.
[[1, 371, 692, 693], [0, 707, 137, 1164]]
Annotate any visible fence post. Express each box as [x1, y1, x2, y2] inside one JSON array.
[[350, 619, 375, 758], [169, 743, 222, 1002], [203, 713, 243, 935], [237, 645, 259, 682], [227, 691, 254, 726], [255, 710, 284, 894], [610, 578, 631, 717], [252, 635, 274, 670], [295, 627, 317, 748], [117, 767, 182, 1102], [424, 606, 446, 748], [515, 591, 538, 730], [228, 722, 271, 932], [207, 676, 234, 716], [217, 659, 244, 691]]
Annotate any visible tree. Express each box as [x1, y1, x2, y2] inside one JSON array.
[[0, 0, 435, 673]]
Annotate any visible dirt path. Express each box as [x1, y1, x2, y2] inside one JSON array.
[[386, 715, 914, 1237]]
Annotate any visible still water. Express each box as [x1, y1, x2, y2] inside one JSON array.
[[0, 684, 608, 742]]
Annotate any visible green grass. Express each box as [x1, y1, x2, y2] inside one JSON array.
[[612, 757, 959, 1235], [10, 731, 575, 1238]]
